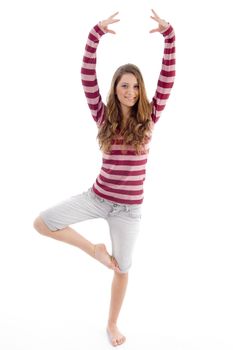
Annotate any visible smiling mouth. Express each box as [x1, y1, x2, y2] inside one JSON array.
[[125, 97, 136, 101]]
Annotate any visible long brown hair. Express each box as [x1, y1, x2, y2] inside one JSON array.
[[97, 64, 153, 154]]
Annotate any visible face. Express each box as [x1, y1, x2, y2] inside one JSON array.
[[115, 73, 139, 112]]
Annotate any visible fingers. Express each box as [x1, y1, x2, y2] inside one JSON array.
[[149, 28, 160, 34], [100, 9, 168, 35], [109, 11, 120, 21], [150, 9, 161, 33], [99, 11, 120, 34], [149, 9, 169, 33], [151, 9, 160, 22], [109, 11, 119, 17], [106, 11, 120, 25]]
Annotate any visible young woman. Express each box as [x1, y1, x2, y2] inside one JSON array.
[[33, 9, 176, 347]]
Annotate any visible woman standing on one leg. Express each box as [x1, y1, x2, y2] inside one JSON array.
[[33, 9, 176, 347]]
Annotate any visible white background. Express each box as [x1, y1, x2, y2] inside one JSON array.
[[1, 0, 233, 349]]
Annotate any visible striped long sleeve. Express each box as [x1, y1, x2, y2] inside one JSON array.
[[81, 24, 176, 205], [151, 25, 176, 123], [81, 24, 106, 126]]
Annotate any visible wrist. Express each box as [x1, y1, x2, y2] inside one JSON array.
[[98, 22, 106, 34], [93, 23, 106, 37], [161, 23, 173, 37]]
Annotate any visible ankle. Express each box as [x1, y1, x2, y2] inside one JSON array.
[[107, 321, 117, 328]]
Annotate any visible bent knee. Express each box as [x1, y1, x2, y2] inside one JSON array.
[[116, 259, 132, 274], [33, 216, 52, 235]]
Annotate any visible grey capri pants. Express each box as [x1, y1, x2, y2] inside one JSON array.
[[40, 188, 142, 273]]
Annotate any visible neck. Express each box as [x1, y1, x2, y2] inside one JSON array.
[[121, 105, 131, 119], [121, 115, 130, 130], [121, 106, 130, 127]]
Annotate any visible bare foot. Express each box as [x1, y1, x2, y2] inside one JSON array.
[[107, 324, 126, 347], [94, 244, 120, 272]]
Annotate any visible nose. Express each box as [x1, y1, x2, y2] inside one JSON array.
[[126, 88, 134, 96]]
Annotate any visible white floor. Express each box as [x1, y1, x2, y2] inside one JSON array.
[[1, 320, 233, 350], [1, 223, 233, 350], [1, 313, 233, 350]]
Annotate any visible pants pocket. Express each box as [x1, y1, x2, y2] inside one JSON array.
[[128, 207, 142, 219]]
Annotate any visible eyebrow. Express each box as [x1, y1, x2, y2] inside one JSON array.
[[120, 82, 139, 85]]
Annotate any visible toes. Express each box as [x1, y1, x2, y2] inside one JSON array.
[[107, 329, 126, 347], [108, 334, 118, 346], [117, 336, 126, 345], [111, 337, 125, 346], [112, 338, 118, 346], [109, 256, 119, 270], [95, 245, 115, 269], [110, 256, 121, 272], [95, 245, 122, 272], [109, 255, 115, 269]]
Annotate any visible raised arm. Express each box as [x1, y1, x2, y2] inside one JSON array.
[[81, 13, 120, 126], [149, 10, 176, 123]]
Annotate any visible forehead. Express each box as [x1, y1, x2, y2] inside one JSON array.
[[118, 73, 138, 84]]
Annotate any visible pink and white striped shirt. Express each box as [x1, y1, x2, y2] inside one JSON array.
[[81, 24, 176, 205]]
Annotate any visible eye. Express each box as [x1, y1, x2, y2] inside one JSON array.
[[121, 84, 128, 88], [134, 85, 139, 89]]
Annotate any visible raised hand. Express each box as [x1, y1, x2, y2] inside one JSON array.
[[99, 12, 120, 34], [149, 9, 169, 33]]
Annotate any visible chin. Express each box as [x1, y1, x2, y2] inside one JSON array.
[[126, 101, 136, 107]]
